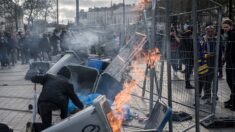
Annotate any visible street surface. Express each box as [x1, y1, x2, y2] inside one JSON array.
[[0, 62, 234, 132]]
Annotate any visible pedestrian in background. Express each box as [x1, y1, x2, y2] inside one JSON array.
[[222, 19, 235, 111], [179, 26, 194, 89]]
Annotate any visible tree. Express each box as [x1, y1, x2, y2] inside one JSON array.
[[0, 0, 22, 31], [23, 0, 56, 27]]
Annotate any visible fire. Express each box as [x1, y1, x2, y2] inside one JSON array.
[[145, 48, 160, 68], [136, 0, 150, 11], [107, 80, 137, 132], [107, 48, 160, 132], [134, 0, 150, 21]]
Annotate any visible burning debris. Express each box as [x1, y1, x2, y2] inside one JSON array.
[[144, 48, 161, 68], [107, 80, 137, 132]]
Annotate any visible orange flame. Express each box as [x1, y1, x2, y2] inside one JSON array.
[[107, 80, 137, 132], [145, 48, 161, 68], [107, 48, 160, 131], [136, 0, 150, 11]]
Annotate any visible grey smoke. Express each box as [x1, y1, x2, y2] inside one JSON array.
[[66, 30, 99, 53]]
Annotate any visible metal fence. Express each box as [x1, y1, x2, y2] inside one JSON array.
[[118, 0, 230, 132]]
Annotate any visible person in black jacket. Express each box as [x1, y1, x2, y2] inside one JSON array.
[[50, 29, 61, 55], [179, 26, 194, 89], [31, 66, 84, 131], [222, 19, 235, 111], [39, 33, 51, 61]]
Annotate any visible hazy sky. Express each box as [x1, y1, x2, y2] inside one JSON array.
[[59, 0, 138, 23]]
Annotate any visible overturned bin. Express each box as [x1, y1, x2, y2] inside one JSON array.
[[66, 64, 99, 93], [47, 51, 88, 75], [43, 95, 113, 132]]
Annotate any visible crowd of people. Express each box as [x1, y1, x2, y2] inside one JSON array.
[[168, 19, 235, 110], [0, 28, 68, 69]]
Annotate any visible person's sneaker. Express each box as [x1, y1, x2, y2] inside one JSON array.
[[185, 84, 194, 89]]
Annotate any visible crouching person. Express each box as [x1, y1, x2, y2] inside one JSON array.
[[30, 66, 84, 131]]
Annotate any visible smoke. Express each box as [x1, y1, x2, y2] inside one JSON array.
[[66, 30, 99, 52]]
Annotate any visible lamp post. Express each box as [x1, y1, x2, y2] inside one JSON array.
[[57, 0, 59, 24], [122, 0, 126, 46], [76, 0, 79, 26]]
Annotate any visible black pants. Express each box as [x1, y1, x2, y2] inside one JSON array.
[[34, 102, 59, 132], [171, 51, 179, 72], [184, 59, 194, 83], [226, 65, 235, 107], [199, 74, 212, 97]]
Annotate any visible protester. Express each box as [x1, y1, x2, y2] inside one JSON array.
[[179, 26, 194, 89], [31, 66, 84, 131], [20, 31, 31, 64], [50, 29, 61, 55], [170, 26, 181, 78], [39, 33, 51, 61], [198, 33, 209, 100], [0, 31, 9, 68], [222, 19, 235, 111]]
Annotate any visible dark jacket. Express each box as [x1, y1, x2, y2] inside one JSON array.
[[50, 34, 60, 49], [225, 30, 235, 66], [31, 74, 84, 118], [179, 31, 194, 60], [39, 36, 51, 52]]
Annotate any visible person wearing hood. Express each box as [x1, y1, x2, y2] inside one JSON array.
[[31, 66, 84, 131]]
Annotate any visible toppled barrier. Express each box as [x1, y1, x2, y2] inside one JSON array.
[[43, 95, 113, 132]]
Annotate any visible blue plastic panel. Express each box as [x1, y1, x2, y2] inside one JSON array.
[[95, 73, 123, 101]]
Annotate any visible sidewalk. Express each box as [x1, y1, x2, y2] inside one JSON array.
[[0, 62, 235, 132]]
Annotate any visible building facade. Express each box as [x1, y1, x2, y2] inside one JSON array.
[[83, 4, 139, 27]]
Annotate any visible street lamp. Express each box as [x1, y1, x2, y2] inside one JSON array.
[[57, 0, 59, 24], [76, 0, 79, 26]]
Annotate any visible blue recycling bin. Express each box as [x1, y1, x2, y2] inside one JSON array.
[[87, 59, 103, 72]]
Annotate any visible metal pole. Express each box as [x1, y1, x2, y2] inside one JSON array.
[[159, 60, 164, 99], [229, 0, 232, 20], [56, 0, 59, 24], [165, 0, 173, 131], [14, 2, 18, 31], [143, 10, 152, 47], [148, 0, 158, 113], [110, 0, 113, 24], [192, 0, 200, 131], [32, 83, 37, 123], [76, 0, 79, 26], [211, 7, 222, 115], [151, 0, 157, 49], [122, 0, 126, 46], [149, 68, 154, 112], [142, 10, 151, 98]]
